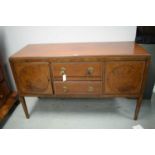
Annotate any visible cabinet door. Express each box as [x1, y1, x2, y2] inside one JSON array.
[[105, 61, 145, 95], [14, 62, 53, 95]]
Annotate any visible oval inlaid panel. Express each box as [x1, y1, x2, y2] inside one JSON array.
[[14, 62, 53, 94], [105, 61, 145, 94]]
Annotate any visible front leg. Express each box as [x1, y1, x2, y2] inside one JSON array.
[[134, 95, 143, 120], [19, 96, 29, 119]]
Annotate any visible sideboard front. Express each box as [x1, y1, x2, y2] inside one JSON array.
[[9, 42, 151, 120], [11, 60, 147, 98]]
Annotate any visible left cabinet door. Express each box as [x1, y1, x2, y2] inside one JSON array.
[[13, 62, 53, 95]]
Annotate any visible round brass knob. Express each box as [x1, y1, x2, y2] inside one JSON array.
[[63, 85, 68, 93], [60, 67, 66, 75], [88, 86, 94, 92], [87, 67, 94, 75]]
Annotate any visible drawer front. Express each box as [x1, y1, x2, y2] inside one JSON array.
[[52, 62, 102, 79], [54, 81, 102, 95]]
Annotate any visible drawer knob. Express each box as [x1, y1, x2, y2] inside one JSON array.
[[60, 67, 66, 75], [88, 86, 94, 92], [87, 67, 94, 75], [63, 86, 68, 93]]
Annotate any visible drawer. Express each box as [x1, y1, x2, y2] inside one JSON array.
[[54, 81, 102, 95], [52, 62, 102, 80]]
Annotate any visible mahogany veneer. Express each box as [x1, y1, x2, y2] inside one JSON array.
[[9, 42, 151, 120]]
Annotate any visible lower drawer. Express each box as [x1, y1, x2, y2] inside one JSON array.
[[54, 81, 102, 95]]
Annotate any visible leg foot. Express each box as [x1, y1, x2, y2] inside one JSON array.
[[19, 96, 29, 119], [134, 96, 142, 120]]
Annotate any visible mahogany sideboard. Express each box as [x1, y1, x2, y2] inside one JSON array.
[[9, 42, 151, 120]]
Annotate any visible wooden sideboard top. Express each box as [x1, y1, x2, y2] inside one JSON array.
[[11, 42, 150, 58]]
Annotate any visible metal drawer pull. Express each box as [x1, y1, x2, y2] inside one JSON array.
[[87, 67, 94, 75], [63, 86, 68, 92], [60, 67, 66, 75], [88, 86, 94, 92]]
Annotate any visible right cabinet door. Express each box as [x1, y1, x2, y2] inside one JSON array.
[[105, 61, 145, 95]]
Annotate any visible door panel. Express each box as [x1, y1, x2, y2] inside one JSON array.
[[14, 62, 53, 95], [105, 61, 145, 94]]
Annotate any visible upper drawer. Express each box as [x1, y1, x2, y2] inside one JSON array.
[[52, 62, 102, 79]]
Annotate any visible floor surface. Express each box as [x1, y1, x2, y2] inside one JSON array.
[[3, 93, 155, 129]]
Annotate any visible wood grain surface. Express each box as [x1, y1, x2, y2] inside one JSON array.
[[13, 62, 53, 95], [9, 42, 151, 120], [104, 61, 145, 94], [54, 81, 102, 95], [52, 62, 102, 78], [11, 42, 150, 58]]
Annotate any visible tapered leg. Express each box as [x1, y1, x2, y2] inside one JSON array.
[[134, 96, 143, 120], [19, 96, 29, 119]]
